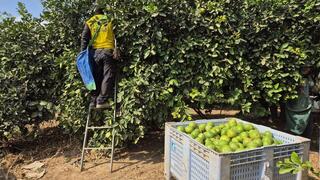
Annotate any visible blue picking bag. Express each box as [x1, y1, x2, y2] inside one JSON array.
[[76, 23, 103, 90], [76, 48, 96, 90]]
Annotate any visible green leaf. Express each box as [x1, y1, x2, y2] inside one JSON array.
[[276, 161, 283, 168], [144, 49, 151, 59], [156, 31, 162, 39], [143, 3, 158, 14], [304, 161, 313, 168], [291, 152, 302, 165], [40, 101, 47, 106], [281, 43, 289, 49], [279, 167, 295, 174]]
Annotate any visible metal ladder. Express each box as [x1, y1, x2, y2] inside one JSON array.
[[80, 77, 118, 172]]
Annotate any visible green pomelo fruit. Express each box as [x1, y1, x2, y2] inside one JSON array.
[[235, 125, 244, 133], [262, 137, 273, 146], [207, 144, 215, 150], [205, 124, 214, 132], [189, 122, 198, 129], [229, 142, 240, 151], [212, 139, 219, 146], [224, 124, 231, 129], [218, 124, 225, 129], [242, 137, 252, 146], [205, 138, 213, 145], [244, 124, 254, 131], [247, 141, 258, 149], [204, 131, 214, 138], [191, 129, 200, 139], [185, 126, 194, 134], [249, 130, 261, 139], [253, 138, 263, 147], [177, 126, 185, 133], [205, 141, 213, 147], [263, 131, 273, 138], [220, 135, 231, 142], [199, 124, 206, 132], [236, 136, 243, 142], [273, 139, 283, 145], [212, 127, 220, 134], [217, 140, 229, 146], [235, 147, 245, 152], [237, 143, 244, 149], [196, 137, 204, 144], [240, 132, 249, 138], [198, 133, 205, 140], [231, 137, 240, 143], [221, 128, 228, 136], [227, 129, 238, 138], [220, 145, 233, 153], [228, 118, 237, 127], [209, 129, 218, 136]]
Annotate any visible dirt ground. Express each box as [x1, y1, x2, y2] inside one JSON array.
[[1, 110, 319, 180], [1, 130, 164, 180]]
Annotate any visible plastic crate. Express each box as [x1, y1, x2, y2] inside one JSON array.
[[164, 118, 310, 180]]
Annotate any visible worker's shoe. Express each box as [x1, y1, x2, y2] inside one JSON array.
[[89, 101, 96, 109], [89, 96, 97, 109], [96, 102, 111, 109]]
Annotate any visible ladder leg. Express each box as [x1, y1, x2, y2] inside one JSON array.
[[110, 74, 118, 172], [110, 128, 115, 172], [80, 108, 92, 171]]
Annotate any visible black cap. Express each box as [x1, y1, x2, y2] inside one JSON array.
[[94, 6, 104, 14]]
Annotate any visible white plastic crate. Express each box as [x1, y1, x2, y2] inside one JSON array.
[[164, 118, 310, 180]]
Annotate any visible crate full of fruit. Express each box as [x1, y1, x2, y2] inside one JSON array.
[[164, 118, 310, 180]]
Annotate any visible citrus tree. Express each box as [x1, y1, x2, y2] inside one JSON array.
[[0, 3, 58, 142], [56, 0, 320, 146]]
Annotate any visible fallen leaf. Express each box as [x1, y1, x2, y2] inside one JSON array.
[[22, 161, 44, 171], [24, 169, 46, 179]]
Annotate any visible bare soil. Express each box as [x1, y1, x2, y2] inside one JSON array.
[[1, 110, 319, 180], [1, 129, 164, 180]]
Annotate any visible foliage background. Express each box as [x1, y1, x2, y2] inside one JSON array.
[[0, 0, 319, 147]]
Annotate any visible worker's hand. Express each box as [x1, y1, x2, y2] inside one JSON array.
[[113, 49, 120, 60]]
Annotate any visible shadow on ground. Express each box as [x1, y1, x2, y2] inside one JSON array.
[[1, 123, 164, 179], [0, 167, 16, 180]]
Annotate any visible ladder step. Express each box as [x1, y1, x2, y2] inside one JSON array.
[[87, 126, 114, 130], [90, 107, 112, 111], [84, 147, 112, 150]]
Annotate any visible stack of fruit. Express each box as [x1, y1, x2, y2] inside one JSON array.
[[176, 119, 283, 153]]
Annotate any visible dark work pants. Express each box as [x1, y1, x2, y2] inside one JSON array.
[[90, 49, 116, 104]]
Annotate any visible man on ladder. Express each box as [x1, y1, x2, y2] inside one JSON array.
[[79, 5, 120, 172], [81, 5, 120, 109]]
